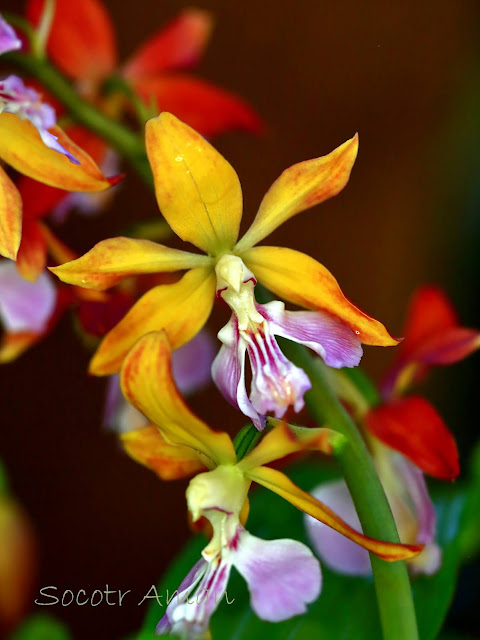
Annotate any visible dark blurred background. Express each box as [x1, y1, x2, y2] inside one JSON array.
[[1, 0, 480, 638]]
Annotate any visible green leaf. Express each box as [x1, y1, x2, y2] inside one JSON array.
[[7, 614, 72, 640], [136, 463, 470, 640]]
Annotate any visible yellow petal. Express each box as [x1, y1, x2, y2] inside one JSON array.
[[236, 135, 358, 251], [239, 421, 341, 471], [0, 167, 22, 260], [247, 465, 422, 561], [120, 331, 236, 465], [89, 266, 215, 375], [0, 331, 39, 364], [121, 424, 206, 480], [50, 236, 211, 290], [145, 112, 242, 254], [243, 246, 398, 346], [0, 113, 114, 191]]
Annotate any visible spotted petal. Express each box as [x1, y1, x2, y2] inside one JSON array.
[[145, 112, 243, 254], [243, 246, 398, 346], [120, 331, 236, 466]]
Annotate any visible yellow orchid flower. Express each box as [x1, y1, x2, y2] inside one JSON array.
[[51, 112, 398, 428], [119, 330, 420, 564], [0, 112, 118, 261]]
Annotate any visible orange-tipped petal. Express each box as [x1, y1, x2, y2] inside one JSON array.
[[0, 166, 21, 260], [121, 424, 206, 480], [15, 220, 47, 282], [0, 331, 40, 364], [123, 9, 213, 77], [26, 0, 117, 81], [145, 112, 243, 254], [120, 331, 236, 465], [243, 246, 398, 346], [236, 135, 358, 251], [239, 422, 340, 471], [49, 237, 212, 290], [365, 396, 460, 481], [135, 75, 265, 138], [89, 266, 215, 375], [0, 114, 115, 192], [247, 465, 422, 561]]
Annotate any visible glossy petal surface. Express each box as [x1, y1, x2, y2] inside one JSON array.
[[146, 112, 242, 254], [0, 114, 114, 191], [0, 166, 21, 260], [243, 246, 398, 346]]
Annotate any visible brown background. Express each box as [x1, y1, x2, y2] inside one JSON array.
[[1, 1, 480, 638]]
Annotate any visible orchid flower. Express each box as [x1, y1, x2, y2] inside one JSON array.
[[26, 0, 263, 137], [307, 285, 480, 576], [51, 112, 398, 429], [118, 330, 421, 636]]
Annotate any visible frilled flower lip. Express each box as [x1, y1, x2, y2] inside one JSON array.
[[212, 300, 362, 430]]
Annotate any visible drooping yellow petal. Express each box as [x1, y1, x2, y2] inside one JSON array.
[[120, 331, 236, 465], [239, 421, 342, 471], [50, 236, 212, 290], [145, 112, 242, 254], [247, 465, 422, 561], [89, 266, 215, 375], [0, 114, 115, 191], [235, 135, 358, 251], [121, 424, 207, 480], [0, 167, 22, 260], [243, 246, 399, 346]]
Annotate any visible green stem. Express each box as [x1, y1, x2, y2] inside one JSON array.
[[4, 52, 153, 186], [279, 339, 419, 640]]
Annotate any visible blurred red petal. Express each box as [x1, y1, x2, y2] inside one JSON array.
[[123, 9, 213, 78], [17, 177, 66, 221], [400, 286, 459, 360], [26, 0, 117, 81], [411, 327, 480, 366], [365, 396, 459, 480], [133, 74, 265, 137], [15, 220, 47, 282]]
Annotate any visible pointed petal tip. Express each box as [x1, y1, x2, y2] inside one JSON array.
[[107, 173, 125, 187]]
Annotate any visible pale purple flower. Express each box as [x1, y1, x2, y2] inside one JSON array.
[[305, 450, 441, 576], [0, 75, 79, 163], [158, 466, 321, 638], [104, 330, 216, 432], [213, 255, 362, 430], [0, 14, 21, 54], [0, 260, 57, 333]]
